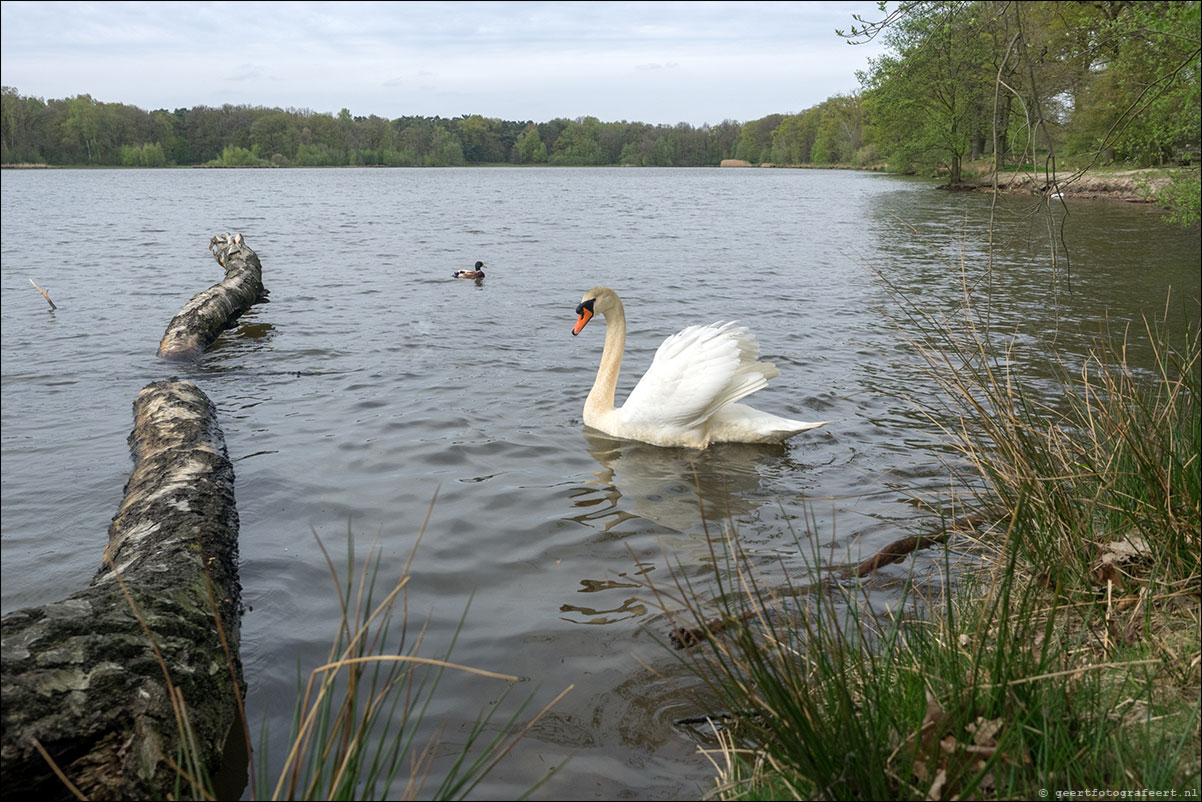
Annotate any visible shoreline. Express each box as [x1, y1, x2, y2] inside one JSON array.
[[946, 167, 1175, 202], [0, 161, 1177, 204]]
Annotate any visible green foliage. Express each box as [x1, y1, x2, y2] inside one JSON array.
[[426, 127, 466, 166], [213, 145, 264, 167], [0, 94, 759, 169], [514, 124, 547, 163], [769, 95, 864, 165], [454, 114, 508, 163], [118, 142, 167, 167], [733, 114, 782, 163], [2, 85, 46, 163], [849, 0, 1200, 221], [0, 82, 901, 170], [1069, 1, 1201, 166], [250, 111, 300, 162], [859, 2, 994, 182], [295, 143, 344, 166], [1155, 168, 1202, 227], [770, 110, 819, 164], [549, 117, 606, 165]]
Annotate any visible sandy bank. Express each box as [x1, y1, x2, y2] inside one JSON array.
[[951, 168, 1175, 201]]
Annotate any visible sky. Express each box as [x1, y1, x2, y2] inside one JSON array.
[[0, 1, 890, 126]]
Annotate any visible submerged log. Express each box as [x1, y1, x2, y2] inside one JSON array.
[[846, 511, 991, 579], [1, 380, 244, 801], [157, 233, 269, 360], [669, 513, 1000, 649]]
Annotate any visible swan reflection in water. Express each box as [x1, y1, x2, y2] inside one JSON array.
[[560, 430, 789, 624], [567, 429, 780, 535]]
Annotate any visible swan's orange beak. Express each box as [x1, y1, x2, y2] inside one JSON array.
[[572, 306, 593, 336]]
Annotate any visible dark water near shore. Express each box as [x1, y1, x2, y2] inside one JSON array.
[[2, 166, 1197, 799]]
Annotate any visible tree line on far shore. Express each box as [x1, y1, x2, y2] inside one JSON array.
[[0, 89, 879, 171]]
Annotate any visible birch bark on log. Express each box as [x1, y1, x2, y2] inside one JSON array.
[[157, 233, 269, 360], [0, 380, 244, 801]]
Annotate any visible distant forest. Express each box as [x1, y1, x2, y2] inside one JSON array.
[[2, 3, 1198, 187], [0, 85, 855, 169]]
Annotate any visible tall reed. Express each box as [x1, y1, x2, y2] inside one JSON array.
[[890, 281, 1200, 597], [655, 285, 1201, 800], [251, 521, 570, 801]]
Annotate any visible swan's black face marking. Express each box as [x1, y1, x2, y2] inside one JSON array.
[[573, 298, 596, 336]]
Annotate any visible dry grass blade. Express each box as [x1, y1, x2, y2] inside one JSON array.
[[31, 738, 87, 801], [260, 499, 567, 801]]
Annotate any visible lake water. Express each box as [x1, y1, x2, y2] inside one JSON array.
[[2, 166, 1198, 799]]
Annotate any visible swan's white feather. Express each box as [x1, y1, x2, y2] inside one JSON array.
[[622, 322, 773, 431]]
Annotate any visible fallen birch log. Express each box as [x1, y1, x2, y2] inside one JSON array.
[[157, 233, 269, 360], [1, 380, 244, 801]]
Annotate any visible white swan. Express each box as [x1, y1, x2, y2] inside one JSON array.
[[571, 286, 828, 448]]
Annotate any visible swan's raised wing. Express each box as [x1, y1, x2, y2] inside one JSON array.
[[620, 322, 778, 431]]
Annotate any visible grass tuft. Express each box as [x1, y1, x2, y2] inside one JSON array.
[[652, 284, 1200, 800], [251, 509, 568, 801]]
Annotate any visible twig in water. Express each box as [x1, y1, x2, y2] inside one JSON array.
[[29, 279, 57, 310]]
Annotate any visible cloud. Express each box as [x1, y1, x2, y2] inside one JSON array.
[[0, 1, 888, 125], [226, 64, 269, 84]]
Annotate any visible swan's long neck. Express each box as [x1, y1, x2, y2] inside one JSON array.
[[585, 296, 626, 423]]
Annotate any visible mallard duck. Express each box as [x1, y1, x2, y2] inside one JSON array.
[[452, 261, 487, 279], [571, 286, 828, 448]]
